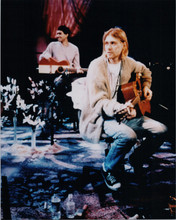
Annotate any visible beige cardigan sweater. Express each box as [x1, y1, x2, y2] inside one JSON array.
[[79, 55, 152, 143]]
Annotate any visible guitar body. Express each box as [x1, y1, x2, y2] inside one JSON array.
[[38, 57, 87, 74], [138, 99, 151, 115], [121, 79, 151, 116], [39, 58, 70, 74]]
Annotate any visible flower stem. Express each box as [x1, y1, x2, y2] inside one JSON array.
[[31, 126, 36, 150]]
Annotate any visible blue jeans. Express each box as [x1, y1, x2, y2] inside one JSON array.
[[103, 116, 167, 172]]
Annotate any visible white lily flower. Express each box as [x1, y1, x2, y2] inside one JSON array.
[[34, 88, 38, 92], [28, 77, 32, 82], [11, 86, 16, 94], [46, 86, 50, 90], [16, 94, 22, 102], [3, 91, 8, 97], [37, 89, 43, 95], [33, 104, 38, 113], [3, 102, 11, 110], [38, 109, 42, 115], [7, 77, 11, 83], [9, 94, 16, 101], [16, 95, 27, 110], [30, 89, 35, 95], [31, 81, 36, 87], [40, 121, 45, 127], [5, 85, 11, 92], [16, 86, 20, 92], [26, 104, 33, 110], [13, 79, 17, 85], [4, 97, 8, 103], [0, 85, 3, 91], [39, 80, 44, 86], [0, 116, 8, 127]]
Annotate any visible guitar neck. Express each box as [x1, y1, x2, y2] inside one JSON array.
[[58, 66, 88, 73]]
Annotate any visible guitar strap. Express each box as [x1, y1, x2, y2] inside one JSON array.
[[113, 62, 122, 99], [107, 60, 122, 99]]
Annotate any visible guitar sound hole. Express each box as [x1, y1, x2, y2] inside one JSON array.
[[58, 66, 64, 73], [136, 81, 140, 90]]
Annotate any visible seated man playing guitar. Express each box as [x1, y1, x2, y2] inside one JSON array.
[[79, 27, 167, 191], [39, 25, 83, 74], [39, 25, 85, 121]]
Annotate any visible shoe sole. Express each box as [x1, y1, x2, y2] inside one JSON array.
[[104, 178, 121, 191], [101, 169, 121, 191]]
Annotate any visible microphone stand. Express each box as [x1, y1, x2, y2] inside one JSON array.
[[47, 74, 64, 154], [49, 83, 57, 146], [50, 97, 54, 145]]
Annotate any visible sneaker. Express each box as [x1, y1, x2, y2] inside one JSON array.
[[101, 166, 121, 191]]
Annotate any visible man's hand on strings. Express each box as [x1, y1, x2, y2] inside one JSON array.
[[124, 100, 137, 120], [126, 107, 137, 119], [116, 100, 136, 121], [143, 86, 152, 101], [76, 68, 84, 74]]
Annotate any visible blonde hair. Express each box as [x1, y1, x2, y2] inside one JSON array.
[[103, 27, 129, 60]]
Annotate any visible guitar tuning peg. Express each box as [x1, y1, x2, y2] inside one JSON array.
[[136, 72, 142, 79]]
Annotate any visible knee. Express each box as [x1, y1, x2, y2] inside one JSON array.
[[158, 123, 167, 134], [125, 130, 137, 144], [143, 120, 168, 135], [116, 129, 137, 144]]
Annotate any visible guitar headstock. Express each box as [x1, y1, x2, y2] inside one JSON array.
[[136, 72, 142, 79]]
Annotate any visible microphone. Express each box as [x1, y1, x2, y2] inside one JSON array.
[[57, 66, 64, 73]]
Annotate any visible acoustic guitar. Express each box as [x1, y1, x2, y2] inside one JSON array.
[[38, 57, 87, 74], [121, 73, 151, 116]]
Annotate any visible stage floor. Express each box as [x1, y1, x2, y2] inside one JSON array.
[[1, 124, 176, 219]]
